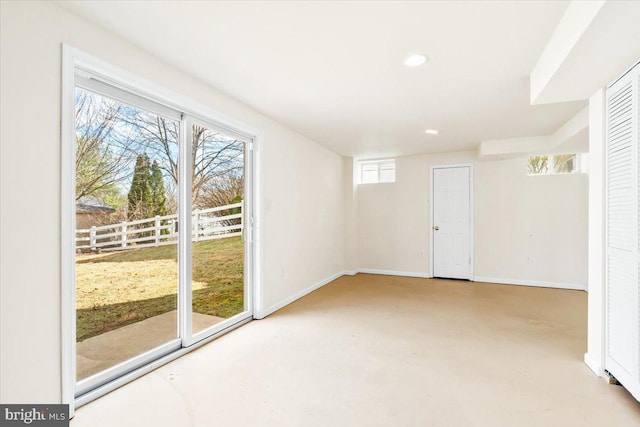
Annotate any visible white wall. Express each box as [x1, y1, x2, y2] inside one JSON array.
[[356, 152, 475, 275], [0, 1, 344, 403], [355, 151, 589, 287]]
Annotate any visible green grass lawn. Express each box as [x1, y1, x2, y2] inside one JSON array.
[[75, 237, 243, 341]]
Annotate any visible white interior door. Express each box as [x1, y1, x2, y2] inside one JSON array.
[[432, 166, 472, 279]]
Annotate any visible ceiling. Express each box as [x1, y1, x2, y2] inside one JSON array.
[[532, 0, 640, 105], [58, 0, 586, 158]]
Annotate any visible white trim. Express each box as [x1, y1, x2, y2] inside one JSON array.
[[255, 271, 347, 319], [356, 268, 431, 279], [243, 136, 255, 318], [469, 165, 474, 280], [473, 276, 586, 291], [584, 352, 604, 377], [429, 167, 434, 278], [60, 44, 76, 417], [430, 163, 474, 280], [252, 135, 263, 319], [179, 116, 193, 346]]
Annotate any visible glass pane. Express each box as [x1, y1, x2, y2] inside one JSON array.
[[191, 124, 245, 335], [361, 163, 378, 183], [553, 154, 577, 174], [527, 155, 548, 175], [75, 87, 179, 381], [379, 162, 396, 183]]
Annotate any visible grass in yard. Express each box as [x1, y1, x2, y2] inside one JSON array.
[[76, 237, 243, 341]]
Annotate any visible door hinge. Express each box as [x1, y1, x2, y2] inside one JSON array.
[[248, 141, 255, 151]]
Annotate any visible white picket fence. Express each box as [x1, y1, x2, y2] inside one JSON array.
[[76, 201, 242, 252]]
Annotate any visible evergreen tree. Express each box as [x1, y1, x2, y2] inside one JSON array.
[[230, 194, 242, 215], [127, 154, 152, 219], [150, 160, 167, 217]]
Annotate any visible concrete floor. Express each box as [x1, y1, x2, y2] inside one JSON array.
[[77, 311, 224, 380], [72, 275, 640, 426]]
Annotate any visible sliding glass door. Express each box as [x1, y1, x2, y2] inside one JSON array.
[[72, 71, 253, 397], [187, 121, 249, 342]]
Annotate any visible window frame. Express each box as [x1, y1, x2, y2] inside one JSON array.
[[358, 158, 396, 184], [527, 153, 581, 176]]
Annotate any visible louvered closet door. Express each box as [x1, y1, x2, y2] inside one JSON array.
[[606, 62, 639, 399]]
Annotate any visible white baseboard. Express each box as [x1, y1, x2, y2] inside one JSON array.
[[584, 352, 603, 377], [473, 276, 586, 291], [255, 270, 348, 319], [254, 271, 585, 321], [357, 268, 431, 279], [255, 269, 430, 319]]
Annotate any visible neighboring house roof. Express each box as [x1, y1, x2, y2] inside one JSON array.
[[76, 196, 116, 214]]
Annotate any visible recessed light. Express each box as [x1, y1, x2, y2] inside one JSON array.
[[425, 129, 439, 135], [404, 54, 428, 67]]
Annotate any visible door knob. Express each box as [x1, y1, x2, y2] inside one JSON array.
[[434, 226, 440, 231]]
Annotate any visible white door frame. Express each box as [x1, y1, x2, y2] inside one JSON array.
[[429, 163, 474, 279], [61, 45, 262, 413]]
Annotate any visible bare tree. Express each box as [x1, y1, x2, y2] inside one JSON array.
[[197, 175, 244, 209], [191, 125, 244, 203], [128, 115, 244, 205], [75, 87, 244, 215], [75, 88, 136, 202]]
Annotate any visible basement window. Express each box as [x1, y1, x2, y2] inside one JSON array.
[[359, 159, 396, 184], [527, 154, 578, 175]]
